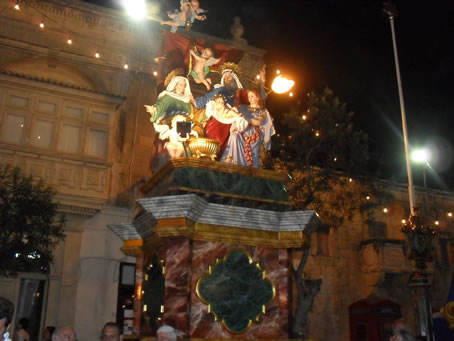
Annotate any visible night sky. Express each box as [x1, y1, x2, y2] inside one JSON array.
[[85, 0, 454, 189]]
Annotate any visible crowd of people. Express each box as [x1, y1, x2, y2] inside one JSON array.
[[0, 296, 433, 340], [145, 64, 275, 169], [0, 297, 176, 341]]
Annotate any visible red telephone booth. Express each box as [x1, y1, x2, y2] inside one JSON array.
[[349, 299, 401, 341]]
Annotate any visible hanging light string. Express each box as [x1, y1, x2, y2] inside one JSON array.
[[7, 1, 158, 74]]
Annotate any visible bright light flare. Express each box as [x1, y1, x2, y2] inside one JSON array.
[[121, 0, 146, 20], [411, 148, 430, 164], [271, 75, 295, 94], [39, 21, 45, 29]]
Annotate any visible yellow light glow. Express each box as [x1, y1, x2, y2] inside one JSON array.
[[95, 52, 100, 58], [121, 0, 146, 20], [39, 21, 45, 29], [334, 157, 337, 162], [67, 38, 72, 45], [124, 63, 129, 69], [276, 69, 280, 74], [256, 75, 260, 79], [315, 131, 320, 137], [383, 208, 388, 213], [302, 115, 307, 120], [349, 178, 353, 182], [271, 75, 295, 94], [448, 212, 452, 217], [14, 2, 20, 10], [366, 196, 370, 200], [435, 220, 439, 225], [153, 71, 158, 77], [289, 92, 294, 97], [401, 219, 406, 224]]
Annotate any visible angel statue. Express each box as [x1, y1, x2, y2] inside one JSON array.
[[188, 47, 220, 90], [153, 115, 198, 158], [161, 0, 207, 33]]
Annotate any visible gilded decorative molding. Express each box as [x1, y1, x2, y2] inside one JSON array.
[[154, 219, 307, 248], [443, 301, 454, 328]]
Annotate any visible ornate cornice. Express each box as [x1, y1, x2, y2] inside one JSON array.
[[22, 0, 154, 35]]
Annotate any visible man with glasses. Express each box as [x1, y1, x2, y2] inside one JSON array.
[[100, 323, 122, 341]]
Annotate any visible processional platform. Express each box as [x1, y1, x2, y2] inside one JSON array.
[[109, 158, 320, 339]]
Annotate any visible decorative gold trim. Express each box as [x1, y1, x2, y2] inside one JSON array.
[[195, 249, 276, 334], [120, 246, 143, 256], [153, 219, 307, 248], [120, 239, 144, 256], [443, 301, 454, 328], [140, 158, 288, 194]]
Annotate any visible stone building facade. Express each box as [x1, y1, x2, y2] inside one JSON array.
[[0, 1, 453, 341]]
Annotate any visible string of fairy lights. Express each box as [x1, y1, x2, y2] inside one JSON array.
[[10, 0, 157, 72], [7, 2, 454, 226]]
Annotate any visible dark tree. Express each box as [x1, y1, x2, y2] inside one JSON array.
[[271, 87, 392, 337], [273, 87, 391, 226], [0, 164, 65, 277]]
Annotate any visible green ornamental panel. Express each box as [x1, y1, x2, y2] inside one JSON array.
[[196, 249, 275, 334]]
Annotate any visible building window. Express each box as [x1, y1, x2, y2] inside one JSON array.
[[37, 101, 57, 114], [0, 87, 113, 160], [30, 119, 53, 148], [65, 106, 84, 119], [86, 128, 107, 158], [9, 95, 29, 108], [58, 124, 81, 153], [367, 220, 386, 239], [1, 113, 25, 144], [91, 111, 109, 122]]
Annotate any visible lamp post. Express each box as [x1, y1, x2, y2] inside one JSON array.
[[384, 3, 436, 340]]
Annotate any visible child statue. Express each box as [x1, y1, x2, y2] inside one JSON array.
[[188, 47, 220, 90]]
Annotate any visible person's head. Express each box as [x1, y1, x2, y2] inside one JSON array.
[[0, 297, 14, 341], [52, 327, 76, 341], [156, 325, 176, 341], [18, 318, 29, 330], [42, 326, 55, 341], [100, 322, 122, 341], [190, 0, 200, 10], [201, 48, 213, 59], [223, 73, 236, 92], [221, 70, 243, 92], [213, 94, 226, 109], [175, 79, 186, 95], [246, 89, 264, 108]]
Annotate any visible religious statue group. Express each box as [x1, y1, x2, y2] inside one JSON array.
[[144, 64, 275, 170]]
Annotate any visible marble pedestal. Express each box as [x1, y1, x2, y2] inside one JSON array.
[[109, 159, 319, 339]]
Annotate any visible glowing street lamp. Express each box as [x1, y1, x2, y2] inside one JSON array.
[[411, 148, 431, 188], [271, 75, 295, 94], [121, 0, 146, 20]]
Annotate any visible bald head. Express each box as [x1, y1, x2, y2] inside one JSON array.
[[52, 327, 76, 341]]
